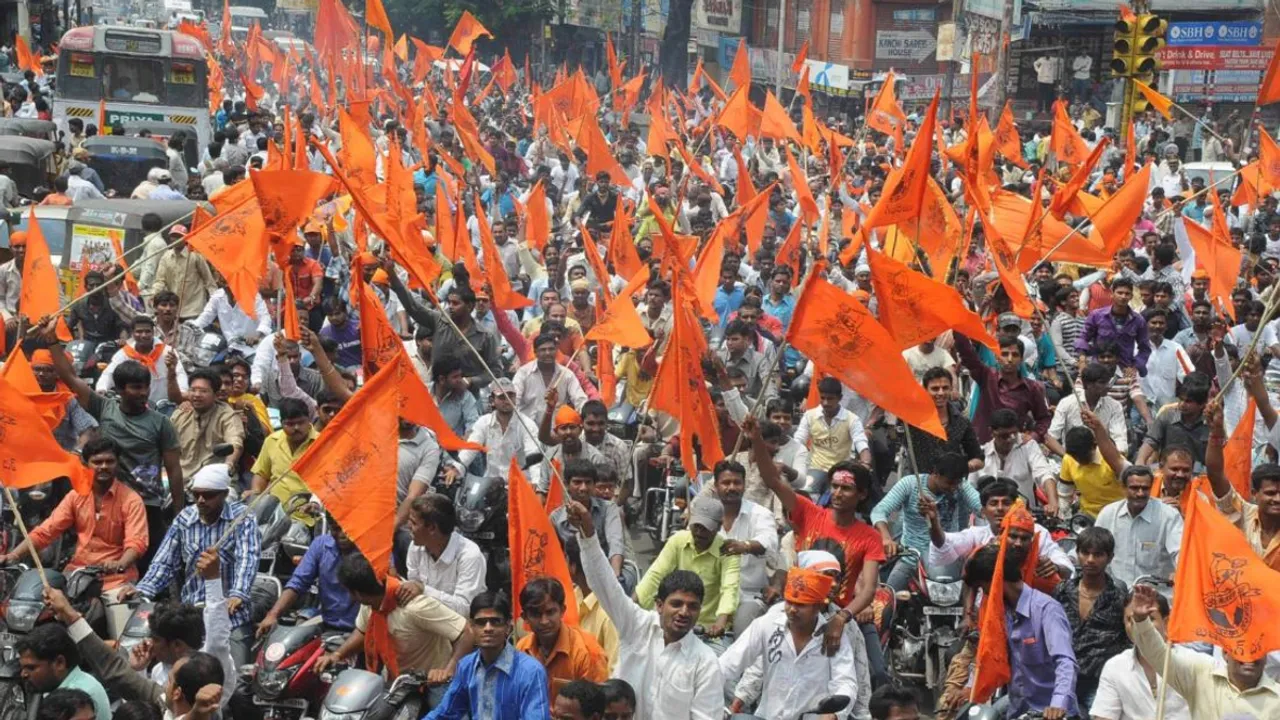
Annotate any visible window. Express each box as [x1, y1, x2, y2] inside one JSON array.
[[104, 57, 166, 103]]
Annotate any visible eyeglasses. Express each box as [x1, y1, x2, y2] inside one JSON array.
[[471, 616, 508, 628]]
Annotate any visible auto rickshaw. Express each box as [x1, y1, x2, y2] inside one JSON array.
[[0, 118, 57, 140], [119, 121, 200, 169], [82, 136, 168, 197], [0, 137, 55, 198]]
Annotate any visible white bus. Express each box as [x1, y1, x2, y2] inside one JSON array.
[[52, 26, 212, 150]]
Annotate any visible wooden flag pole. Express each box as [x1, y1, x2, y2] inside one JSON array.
[[1, 484, 49, 589]]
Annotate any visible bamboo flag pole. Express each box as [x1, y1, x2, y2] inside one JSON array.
[[1, 484, 49, 588]]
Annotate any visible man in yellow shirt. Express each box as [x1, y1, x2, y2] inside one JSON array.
[[562, 535, 619, 670], [246, 397, 317, 523], [1058, 425, 1125, 518]]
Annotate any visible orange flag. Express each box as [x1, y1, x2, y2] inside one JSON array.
[[1259, 36, 1280, 106], [895, 177, 963, 278], [775, 216, 803, 284], [1182, 214, 1242, 313], [14, 36, 39, 75], [250, 169, 339, 242], [281, 268, 301, 341], [97, 98, 107, 133], [1260, 128, 1280, 189], [509, 457, 579, 626], [716, 85, 762, 142], [866, 248, 998, 351], [1225, 398, 1257, 501], [970, 519, 1014, 702], [866, 71, 906, 148], [354, 269, 406, 376], [729, 38, 751, 90], [994, 101, 1025, 168], [18, 210, 71, 342], [608, 196, 643, 281], [0, 375, 90, 493], [596, 331, 618, 414], [365, 0, 393, 39], [579, 113, 630, 186], [1050, 100, 1089, 165], [760, 90, 801, 143], [525, 180, 551, 252], [982, 211, 1038, 318], [0, 345, 73, 430], [1169, 492, 1280, 661], [587, 293, 651, 349], [184, 193, 269, 319], [1133, 79, 1174, 120], [787, 270, 945, 438], [863, 91, 939, 230], [605, 33, 622, 90], [447, 10, 492, 57], [292, 361, 399, 580], [1048, 138, 1110, 220], [791, 41, 809, 74], [544, 469, 566, 514], [338, 108, 378, 187], [784, 145, 820, 224], [475, 198, 533, 310], [1087, 163, 1152, 257], [796, 65, 811, 105], [648, 282, 723, 472]]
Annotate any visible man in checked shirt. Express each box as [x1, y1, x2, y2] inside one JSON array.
[[118, 464, 260, 666]]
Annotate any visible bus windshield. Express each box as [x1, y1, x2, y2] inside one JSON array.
[[58, 52, 206, 106]]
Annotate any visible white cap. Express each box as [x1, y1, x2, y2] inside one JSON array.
[[190, 464, 231, 492]]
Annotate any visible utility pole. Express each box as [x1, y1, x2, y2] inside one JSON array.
[[775, 0, 786, 95], [992, 0, 1013, 113], [630, 0, 643, 64]]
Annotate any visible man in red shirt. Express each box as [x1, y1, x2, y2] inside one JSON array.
[[748, 415, 888, 684], [286, 239, 325, 331]]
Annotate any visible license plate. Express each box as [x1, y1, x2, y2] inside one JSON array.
[[253, 697, 307, 710], [0, 632, 19, 646], [922, 606, 964, 616]]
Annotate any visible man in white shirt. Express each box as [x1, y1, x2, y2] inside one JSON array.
[[902, 338, 958, 385], [1071, 52, 1092, 102], [564, 500, 724, 720], [445, 378, 543, 486], [969, 409, 1056, 512], [720, 567, 857, 720], [549, 153, 580, 197], [511, 333, 588, 424], [1142, 308, 1190, 411], [97, 315, 188, 407], [707, 457, 779, 633], [1090, 589, 1191, 720], [400, 492, 488, 617], [192, 283, 271, 357], [1094, 465, 1182, 596], [1033, 54, 1060, 111], [1048, 363, 1129, 457]]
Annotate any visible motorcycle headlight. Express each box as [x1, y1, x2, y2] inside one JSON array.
[[456, 506, 485, 532], [926, 580, 963, 607], [319, 711, 359, 720], [5, 602, 41, 632], [254, 668, 294, 699]]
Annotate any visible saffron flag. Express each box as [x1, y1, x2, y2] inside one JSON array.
[[607, 196, 643, 281], [1048, 138, 1110, 220], [250, 169, 339, 241], [1133, 79, 1174, 120], [866, 71, 906, 148], [1259, 36, 1280, 106], [1260, 128, 1280, 190], [365, 0, 393, 39], [18, 209, 68, 340], [587, 294, 651, 349], [1087, 163, 1152, 257], [863, 91, 939, 230], [791, 41, 809, 74], [292, 362, 400, 580], [544, 469, 566, 515], [1050, 100, 1089, 166], [716, 85, 762, 142], [784, 145, 820, 224], [0, 345, 73, 430], [475, 198, 533, 310], [994, 101, 1025, 168], [1181, 215, 1242, 313], [648, 282, 723, 472], [605, 33, 622, 90], [729, 38, 751, 90], [447, 10, 492, 57], [970, 517, 1014, 702], [509, 458, 579, 625], [866, 248, 998, 351], [1225, 398, 1257, 501], [760, 90, 801, 143], [14, 37, 39, 75], [183, 194, 269, 319], [787, 271, 946, 438], [525, 180, 551, 251], [1169, 492, 1280, 661], [0, 375, 89, 493]]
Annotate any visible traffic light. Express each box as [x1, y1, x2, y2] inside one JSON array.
[[1111, 17, 1138, 77], [1132, 14, 1167, 75]]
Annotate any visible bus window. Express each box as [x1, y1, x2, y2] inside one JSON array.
[[104, 57, 165, 103], [166, 61, 206, 106], [56, 52, 101, 100]]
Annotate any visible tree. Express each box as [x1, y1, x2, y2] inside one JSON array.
[[659, 0, 692, 89]]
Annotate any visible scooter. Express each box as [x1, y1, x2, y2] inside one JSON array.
[[241, 617, 348, 720], [727, 694, 850, 719], [310, 666, 427, 720], [885, 549, 966, 702]]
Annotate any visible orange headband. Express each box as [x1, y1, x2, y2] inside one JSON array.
[[784, 567, 835, 605], [1002, 498, 1035, 533], [554, 405, 582, 428]]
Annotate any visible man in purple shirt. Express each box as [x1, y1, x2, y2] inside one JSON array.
[[964, 542, 1078, 719], [1075, 276, 1150, 375], [954, 334, 1052, 444], [319, 296, 363, 370]]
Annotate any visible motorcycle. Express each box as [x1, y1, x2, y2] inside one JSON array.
[[448, 453, 543, 596], [0, 483, 66, 569], [728, 694, 850, 719], [311, 666, 427, 720], [0, 566, 105, 720], [884, 549, 966, 702], [65, 339, 119, 383], [640, 457, 692, 546], [241, 617, 348, 720], [114, 599, 155, 652], [174, 321, 229, 368]]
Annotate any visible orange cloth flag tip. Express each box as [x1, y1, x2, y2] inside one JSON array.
[[525, 180, 551, 251], [281, 270, 301, 341], [784, 146, 820, 224], [508, 457, 579, 626], [787, 270, 946, 439], [0, 345, 73, 431], [447, 10, 492, 57], [475, 199, 533, 311], [18, 209, 71, 342], [970, 518, 1014, 703], [183, 193, 268, 320], [1049, 137, 1110, 220], [97, 99, 107, 133], [866, 71, 906, 147], [1169, 492, 1280, 662], [863, 90, 939, 230], [291, 360, 400, 581], [866, 248, 998, 352], [648, 284, 724, 472], [1050, 100, 1089, 166], [716, 85, 762, 142], [791, 41, 809, 75], [1133, 78, 1174, 120], [365, 0, 393, 39], [729, 38, 751, 90], [544, 470, 566, 514], [1181, 215, 1242, 313], [994, 101, 1025, 168], [1087, 162, 1152, 257], [1260, 128, 1280, 190], [1260, 36, 1280, 106], [250, 169, 339, 239], [14, 37, 39, 75], [760, 90, 801, 143], [0, 375, 90, 493], [1225, 398, 1257, 501], [587, 292, 652, 349]]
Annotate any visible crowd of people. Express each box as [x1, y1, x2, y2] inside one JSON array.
[[6, 9, 1280, 720]]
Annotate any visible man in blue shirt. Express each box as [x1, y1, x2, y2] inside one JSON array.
[[257, 517, 360, 635], [427, 592, 550, 719], [870, 452, 981, 592], [713, 266, 745, 331]]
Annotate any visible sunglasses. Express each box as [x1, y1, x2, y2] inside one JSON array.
[[471, 616, 508, 628]]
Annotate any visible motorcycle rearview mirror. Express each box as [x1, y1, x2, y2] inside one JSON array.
[[210, 443, 235, 460], [524, 453, 544, 467]]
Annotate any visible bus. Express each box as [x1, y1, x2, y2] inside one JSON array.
[[52, 26, 212, 151]]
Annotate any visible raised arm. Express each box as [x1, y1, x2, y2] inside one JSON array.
[[42, 326, 95, 407], [745, 415, 797, 514], [1204, 400, 1233, 501]]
